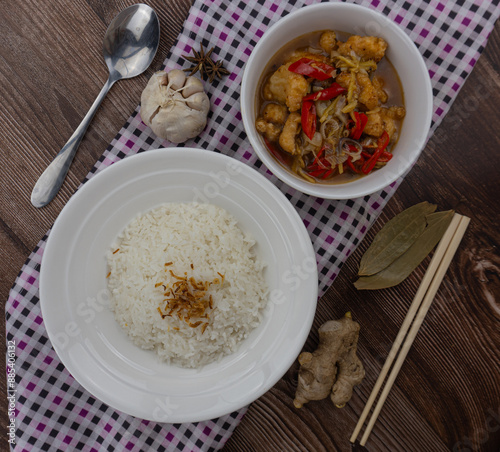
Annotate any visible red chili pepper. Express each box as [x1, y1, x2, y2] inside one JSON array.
[[361, 131, 390, 174], [264, 137, 288, 165], [346, 156, 359, 173], [306, 147, 334, 178], [308, 168, 327, 178], [322, 168, 335, 179], [307, 167, 335, 179], [301, 100, 317, 140], [288, 58, 336, 81], [312, 147, 325, 166], [306, 161, 326, 173], [307, 148, 325, 172], [377, 151, 393, 163], [302, 83, 347, 102], [346, 154, 367, 174], [349, 112, 368, 140]]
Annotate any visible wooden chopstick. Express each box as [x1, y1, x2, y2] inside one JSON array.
[[350, 213, 470, 446], [350, 212, 463, 443]]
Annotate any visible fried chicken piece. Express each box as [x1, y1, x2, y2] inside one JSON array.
[[364, 112, 384, 137], [335, 71, 352, 90], [364, 106, 406, 139], [264, 63, 310, 112], [372, 76, 388, 103], [256, 118, 282, 142], [279, 112, 301, 154], [357, 72, 380, 110], [320, 31, 337, 54], [261, 103, 288, 125], [385, 106, 406, 120], [337, 36, 388, 62], [336, 71, 380, 110], [381, 112, 396, 139], [256, 103, 289, 142]]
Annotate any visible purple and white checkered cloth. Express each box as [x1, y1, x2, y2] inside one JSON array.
[[6, 0, 499, 450]]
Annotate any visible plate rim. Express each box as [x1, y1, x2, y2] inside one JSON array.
[[40, 147, 318, 422]]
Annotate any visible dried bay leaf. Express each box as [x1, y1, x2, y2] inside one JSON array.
[[355, 210, 455, 290], [358, 202, 437, 276]]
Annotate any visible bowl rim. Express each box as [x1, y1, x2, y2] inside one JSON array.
[[241, 2, 433, 199]]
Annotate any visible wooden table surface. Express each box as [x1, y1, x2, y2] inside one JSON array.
[[1, 1, 499, 451]]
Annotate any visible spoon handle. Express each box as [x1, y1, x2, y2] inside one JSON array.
[[31, 76, 115, 208]]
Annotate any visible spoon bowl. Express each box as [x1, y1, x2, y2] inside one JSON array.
[[31, 4, 160, 208], [103, 5, 160, 79]]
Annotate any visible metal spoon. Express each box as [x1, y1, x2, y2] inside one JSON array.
[[31, 4, 160, 208]]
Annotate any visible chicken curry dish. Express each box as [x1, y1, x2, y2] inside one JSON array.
[[256, 30, 406, 184]]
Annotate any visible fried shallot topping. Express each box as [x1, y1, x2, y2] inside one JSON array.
[[156, 263, 225, 333]]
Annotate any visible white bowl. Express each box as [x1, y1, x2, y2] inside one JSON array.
[[40, 148, 317, 422], [241, 3, 433, 199]]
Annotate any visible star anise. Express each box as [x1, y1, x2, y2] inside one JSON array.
[[182, 43, 229, 83], [206, 58, 230, 83]]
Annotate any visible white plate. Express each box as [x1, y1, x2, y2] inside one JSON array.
[[40, 148, 318, 422]]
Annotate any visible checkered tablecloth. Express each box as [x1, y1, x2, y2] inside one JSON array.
[[6, 0, 499, 450]]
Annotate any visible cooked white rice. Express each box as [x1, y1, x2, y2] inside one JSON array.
[[106, 202, 268, 368]]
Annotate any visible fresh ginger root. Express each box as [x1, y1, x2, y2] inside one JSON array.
[[293, 312, 365, 409]]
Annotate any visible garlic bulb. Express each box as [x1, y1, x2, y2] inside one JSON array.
[[140, 70, 210, 143]]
